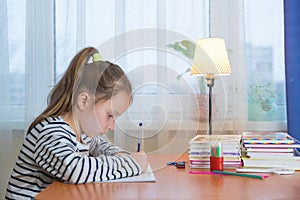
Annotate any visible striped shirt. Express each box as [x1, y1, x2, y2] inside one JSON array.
[[5, 116, 141, 200]]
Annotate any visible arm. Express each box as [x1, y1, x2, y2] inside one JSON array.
[[34, 128, 141, 184], [88, 135, 130, 157], [88, 136, 148, 172]]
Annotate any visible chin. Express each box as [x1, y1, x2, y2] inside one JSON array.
[[87, 131, 103, 138]]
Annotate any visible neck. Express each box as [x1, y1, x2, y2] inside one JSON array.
[[61, 112, 81, 142]]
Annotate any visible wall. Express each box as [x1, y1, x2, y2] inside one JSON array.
[[284, 1, 300, 140], [0, 130, 23, 198]]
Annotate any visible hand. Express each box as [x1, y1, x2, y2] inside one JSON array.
[[131, 151, 148, 173]]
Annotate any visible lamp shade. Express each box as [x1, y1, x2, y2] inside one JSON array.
[[191, 38, 231, 76]]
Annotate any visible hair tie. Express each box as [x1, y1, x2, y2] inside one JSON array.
[[92, 53, 102, 62]]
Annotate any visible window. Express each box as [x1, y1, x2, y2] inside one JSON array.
[[0, 0, 286, 134], [245, 0, 286, 130]]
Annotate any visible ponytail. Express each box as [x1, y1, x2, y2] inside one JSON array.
[[26, 47, 98, 134]]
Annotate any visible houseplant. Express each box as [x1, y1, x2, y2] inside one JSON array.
[[167, 40, 206, 93], [168, 40, 210, 122]]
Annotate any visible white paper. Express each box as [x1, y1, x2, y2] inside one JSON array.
[[105, 164, 156, 183]]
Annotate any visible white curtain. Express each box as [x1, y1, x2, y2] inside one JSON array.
[[0, 0, 27, 129], [210, 0, 249, 132], [83, 0, 209, 152], [25, 0, 55, 128], [0, 0, 10, 126], [208, 0, 286, 134], [0, 0, 286, 146], [0, 0, 85, 129]]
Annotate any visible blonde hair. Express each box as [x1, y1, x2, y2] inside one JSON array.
[[27, 47, 132, 134]]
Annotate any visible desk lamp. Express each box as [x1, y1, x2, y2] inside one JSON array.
[[191, 38, 231, 135]]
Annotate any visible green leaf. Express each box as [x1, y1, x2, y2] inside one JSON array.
[[167, 40, 196, 59]]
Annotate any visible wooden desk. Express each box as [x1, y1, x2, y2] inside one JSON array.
[[35, 154, 300, 200]]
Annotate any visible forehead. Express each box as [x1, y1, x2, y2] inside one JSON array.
[[98, 92, 131, 114]]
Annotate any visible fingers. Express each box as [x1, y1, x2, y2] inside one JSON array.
[[131, 152, 148, 172]]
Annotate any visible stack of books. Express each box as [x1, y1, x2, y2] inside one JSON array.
[[241, 132, 300, 170], [188, 135, 242, 169]]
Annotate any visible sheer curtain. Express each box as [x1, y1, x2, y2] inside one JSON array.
[[244, 0, 286, 131], [25, 1, 55, 128], [0, 0, 26, 129], [210, 0, 249, 132], [0, 1, 55, 129], [83, 0, 209, 153], [210, 0, 286, 133], [0, 0, 286, 145]]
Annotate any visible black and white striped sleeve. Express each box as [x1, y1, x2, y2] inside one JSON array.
[[34, 128, 141, 184], [89, 136, 130, 157]]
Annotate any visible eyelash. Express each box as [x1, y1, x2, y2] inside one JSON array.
[[108, 114, 114, 119]]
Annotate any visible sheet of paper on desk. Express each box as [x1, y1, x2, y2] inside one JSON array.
[[105, 164, 156, 182]]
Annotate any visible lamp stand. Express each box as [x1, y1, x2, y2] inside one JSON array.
[[205, 75, 215, 135]]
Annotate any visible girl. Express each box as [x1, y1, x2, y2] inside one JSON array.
[[5, 47, 148, 199]]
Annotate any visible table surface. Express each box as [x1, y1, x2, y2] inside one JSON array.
[[35, 153, 300, 200]]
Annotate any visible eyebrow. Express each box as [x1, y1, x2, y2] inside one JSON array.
[[112, 110, 120, 117]]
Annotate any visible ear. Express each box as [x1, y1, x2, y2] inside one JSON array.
[[77, 92, 92, 111]]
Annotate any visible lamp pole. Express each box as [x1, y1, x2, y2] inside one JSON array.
[[206, 74, 215, 135]]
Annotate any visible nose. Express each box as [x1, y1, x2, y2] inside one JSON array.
[[107, 120, 115, 131]]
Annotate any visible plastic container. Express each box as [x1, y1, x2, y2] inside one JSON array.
[[210, 142, 224, 171]]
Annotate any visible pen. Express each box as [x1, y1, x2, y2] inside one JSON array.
[[137, 122, 143, 152], [167, 161, 186, 168], [212, 170, 268, 180]]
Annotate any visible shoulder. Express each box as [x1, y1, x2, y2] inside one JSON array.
[[30, 116, 77, 143]]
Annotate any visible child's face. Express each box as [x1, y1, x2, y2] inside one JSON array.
[[78, 91, 131, 137]]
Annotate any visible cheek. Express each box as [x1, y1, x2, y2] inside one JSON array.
[[93, 108, 108, 131], [79, 108, 103, 135]]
